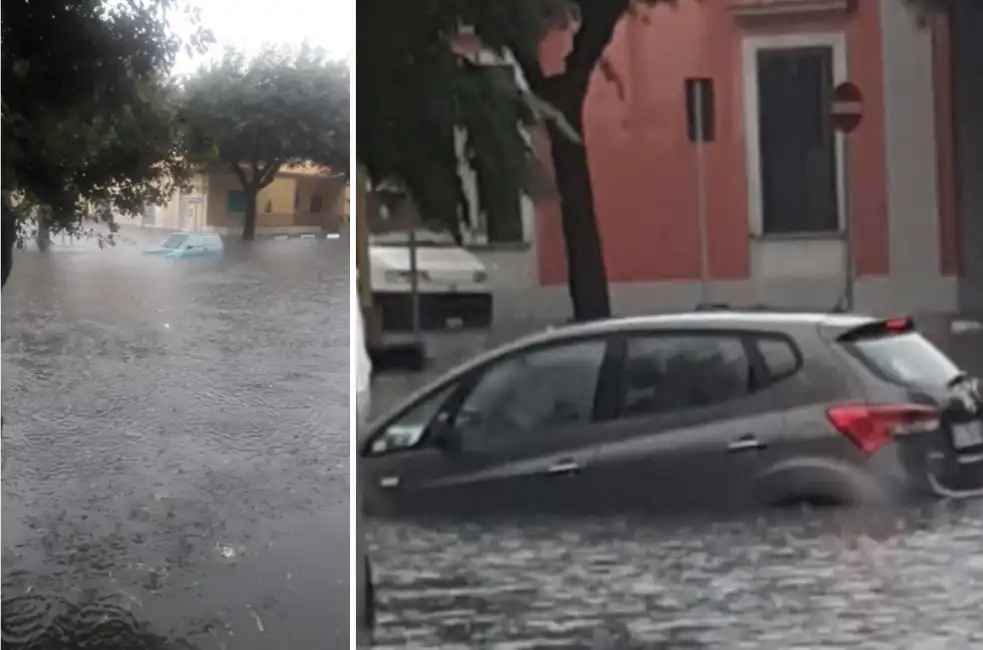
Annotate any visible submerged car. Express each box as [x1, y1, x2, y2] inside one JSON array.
[[361, 311, 983, 519], [144, 232, 224, 258]]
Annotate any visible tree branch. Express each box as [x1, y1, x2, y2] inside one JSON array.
[[567, 0, 631, 78], [258, 161, 281, 188], [230, 162, 250, 188]]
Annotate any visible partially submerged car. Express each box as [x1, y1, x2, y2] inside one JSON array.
[[144, 232, 224, 258], [361, 311, 983, 519]]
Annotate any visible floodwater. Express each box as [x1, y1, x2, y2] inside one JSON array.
[[367, 505, 983, 649], [2, 229, 350, 649], [366, 323, 983, 649]]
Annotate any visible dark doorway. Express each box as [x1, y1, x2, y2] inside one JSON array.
[[756, 46, 839, 235]]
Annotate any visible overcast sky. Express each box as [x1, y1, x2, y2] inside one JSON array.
[[169, 0, 353, 76]]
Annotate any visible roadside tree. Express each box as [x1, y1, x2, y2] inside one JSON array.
[[1, 0, 210, 257], [180, 47, 350, 241]]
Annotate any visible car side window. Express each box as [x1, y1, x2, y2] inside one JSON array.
[[369, 384, 458, 455], [755, 337, 800, 384], [621, 335, 751, 417], [452, 340, 607, 448]]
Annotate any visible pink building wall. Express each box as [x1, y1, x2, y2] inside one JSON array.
[[534, 1, 956, 291]]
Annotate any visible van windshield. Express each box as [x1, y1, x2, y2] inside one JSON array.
[[849, 332, 961, 387]]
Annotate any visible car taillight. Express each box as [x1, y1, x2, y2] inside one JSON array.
[[825, 403, 939, 454]]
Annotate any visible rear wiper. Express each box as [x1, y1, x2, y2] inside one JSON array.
[[946, 371, 972, 389]]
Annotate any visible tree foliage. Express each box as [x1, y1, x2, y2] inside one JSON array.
[[180, 46, 350, 240], [359, 1, 566, 240], [1, 0, 210, 252]]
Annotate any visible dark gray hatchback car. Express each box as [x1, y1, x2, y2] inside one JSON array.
[[360, 312, 983, 518]]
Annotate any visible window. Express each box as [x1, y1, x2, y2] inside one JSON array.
[[847, 333, 961, 388], [621, 335, 750, 417], [756, 46, 838, 234], [369, 385, 458, 455], [161, 234, 188, 249], [227, 189, 247, 215], [756, 337, 800, 383], [310, 194, 324, 214], [453, 340, 607, 448]]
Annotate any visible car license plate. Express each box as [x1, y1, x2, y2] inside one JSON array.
[[951, 420, 983, 449]]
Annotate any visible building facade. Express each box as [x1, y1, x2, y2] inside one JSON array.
[[484, 0, 982, 324], [140, 165, 348, 235]]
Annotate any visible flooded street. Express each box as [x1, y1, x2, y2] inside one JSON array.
[[366, 323, 983, 649], [368, 504, 983, 649], [2, 229, 350, 649]]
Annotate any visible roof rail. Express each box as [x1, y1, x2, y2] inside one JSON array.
[[694, 302, 731, 311]]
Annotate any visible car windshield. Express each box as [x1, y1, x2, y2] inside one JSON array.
[[161, 234, 188, 249], [850, 332, 961, 387]]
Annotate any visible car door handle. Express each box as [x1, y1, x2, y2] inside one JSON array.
[[545, 460, 581, 475], [727, 435, 764, 453], [379, 475, 400, 489]]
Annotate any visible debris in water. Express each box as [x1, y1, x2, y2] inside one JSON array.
[[163, 323, 170, 329], [219, 545, 236, 559], [247, 605, 265, 632]]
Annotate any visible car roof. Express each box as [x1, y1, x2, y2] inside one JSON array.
[[533, 311, 872, 339]]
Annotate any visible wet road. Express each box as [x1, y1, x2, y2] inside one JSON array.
[[2, 229, 350, 649], [366, 326, 983, 649]]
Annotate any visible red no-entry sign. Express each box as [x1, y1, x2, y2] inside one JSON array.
[[831, 81, 863, 133]]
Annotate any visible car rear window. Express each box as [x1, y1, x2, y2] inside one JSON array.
[[848, 332, 960, 387]]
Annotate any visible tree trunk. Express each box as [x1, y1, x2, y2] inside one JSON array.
[[2, 202, 14, 288], [543, 75, 612, 322], [242, 186, 259, 241], [36, 218, 51, 253]]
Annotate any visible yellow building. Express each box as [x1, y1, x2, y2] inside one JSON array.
[[145, 164, 349, 236]]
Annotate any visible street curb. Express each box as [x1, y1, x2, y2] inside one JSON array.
[[269, 232, 343, 241]]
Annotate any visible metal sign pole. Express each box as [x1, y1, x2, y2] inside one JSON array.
[[830, 81, 864, 312], [841, 136, 855, 312], [408, 217, 421, 339], [695, 82, 710, 305]]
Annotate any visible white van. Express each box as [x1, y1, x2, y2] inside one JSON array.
[[369, 229, 492, 332]]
